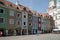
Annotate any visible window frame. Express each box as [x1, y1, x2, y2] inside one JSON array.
[[9, 19, 14, 24], [24, 15, 26, 18], [0, 8, 5, 14], [24, 22, 26, 25], [17, 12, 22, 18], [9, 10, 14, 16], [0, 17, 4, 23], [17, 13, 20, 17]]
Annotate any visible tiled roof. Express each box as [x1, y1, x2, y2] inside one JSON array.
[[31, 10, 36, 15], [0, 0, 8, 6], [41, 13, 52, 19], [0, 0, 53, 19]]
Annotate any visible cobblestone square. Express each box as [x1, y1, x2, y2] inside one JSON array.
[[0, 34, 60, 40]]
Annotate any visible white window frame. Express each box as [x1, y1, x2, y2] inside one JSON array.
[[9, 19, 14, 24], [9, 10, 14, 16]]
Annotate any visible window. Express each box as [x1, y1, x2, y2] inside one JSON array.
[[0, 18, 3, 23], [18, 21, 20, 25], [56, 14, 60, 19], [57, 0, 60, 2], [24, 7, 26, 10], [10, 4, 12, 7], [10, 11, 14, 16], [55, 21, 57, 25], [56, 0, 60, 8], [17, 7, 19, 9], [29, 23, 31, 25], [59, 16, 60, 19], [18, 14, 20, 17], [9, 19, 14, 24], [0, 9, 4, 13], [24, 15, 26, 18], [24, 22, 26, 25], [56, 16, 57, 20], [29, 10, 31, 13]]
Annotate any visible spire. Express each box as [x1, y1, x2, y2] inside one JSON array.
[[49, 0, 55, 8], [16, 0, 19, 6]]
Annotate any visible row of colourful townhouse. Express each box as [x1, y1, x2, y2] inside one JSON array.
[[0, 0, 54, 36]]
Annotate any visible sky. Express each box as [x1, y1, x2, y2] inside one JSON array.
[[8, 0, 49, 13]]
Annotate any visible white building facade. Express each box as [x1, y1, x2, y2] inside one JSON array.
[[47, 0, 60, 30], [21, 8, 28, 35], [32, 13, 38, 34]]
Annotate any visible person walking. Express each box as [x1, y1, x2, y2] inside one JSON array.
[[0, 31, 2, 37]]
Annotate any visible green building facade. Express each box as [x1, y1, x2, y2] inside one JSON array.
[[0, 5, 9, 30], [0, 4, 9, 36]]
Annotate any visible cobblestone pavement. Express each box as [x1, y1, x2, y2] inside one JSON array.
[[0, 34, 60, 40]]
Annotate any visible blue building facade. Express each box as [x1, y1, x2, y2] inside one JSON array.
[[32, 13, 38, 34]]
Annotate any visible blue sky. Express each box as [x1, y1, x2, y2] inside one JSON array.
[[8, 0, 49, 13]]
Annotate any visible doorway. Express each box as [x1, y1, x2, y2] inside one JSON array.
[[0, 28, 5, 36]]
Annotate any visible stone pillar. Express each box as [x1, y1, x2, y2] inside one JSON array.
[[27, 29, 28, 35], [32, 29, 33, 34], [14, 30, 16, 36], [21, 29, 22, 35]]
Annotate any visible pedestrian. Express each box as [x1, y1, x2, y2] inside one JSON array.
[[0, 31, 2, 37]]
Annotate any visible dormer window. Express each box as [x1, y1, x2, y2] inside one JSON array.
[[0, 1, 4, 5], [17, 7, 19, 9], [10, 4, 12, 7], [29, 10, 31, 13], [24, 7, 26, 10]]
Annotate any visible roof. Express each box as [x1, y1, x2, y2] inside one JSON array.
[[0, 0, 53, 19], [0, 0, 8, 6], [41, 13, 53, 19]]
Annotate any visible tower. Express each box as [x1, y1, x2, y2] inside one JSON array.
[[48, 0, 60, 31], [16, 0, 19, 6], [49, 0, 55, 9]]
